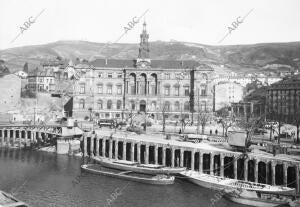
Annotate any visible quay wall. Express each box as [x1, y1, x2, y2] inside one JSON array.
[[84, 131, 300, 194]]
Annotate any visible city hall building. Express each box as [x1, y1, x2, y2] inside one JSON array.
[[72, 22, 214, 120]]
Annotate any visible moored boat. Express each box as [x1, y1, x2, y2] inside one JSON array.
[[81, 164, 175, 185], [224, 189, 296, 207], [180, 170, 295, 194], [93, 157, 185, 175], [0, 190, 28, 207], [180, 170, 296, 207]]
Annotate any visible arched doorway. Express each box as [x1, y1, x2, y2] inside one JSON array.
[[140, 100, 146, 112]]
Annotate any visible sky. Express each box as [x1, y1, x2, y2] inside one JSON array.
[[0, 0, 300, 50]]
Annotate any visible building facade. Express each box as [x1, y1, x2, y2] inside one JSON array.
[[27, 69, 55, 93], [214, 81, 244, 111], [72, 22, 214, 120], [266, 75, 300, 124]]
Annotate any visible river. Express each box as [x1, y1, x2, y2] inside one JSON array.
[[0, 148, 240, 207]]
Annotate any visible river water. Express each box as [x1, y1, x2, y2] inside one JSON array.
[[0, 148, 241, 207]]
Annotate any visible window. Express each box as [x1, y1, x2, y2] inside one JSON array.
[[164, 101, 170, 111], [79, 84, 85, 94], [97, 84, 103, 94], [184, 86, 190, 96], [174, 86, 179, 96], [98, 73, 103, 78], [130, 101, 135, 110], [107, 85, 112, 94], [117, 85, 122, 95], [117, 73, 122, 78], [97, 99, 103, 109], [117, 100, 122, 109], [151, 101, 157, 111], [107, 100, 112, 110], [201, 85, 207, 96], [174, 101, 180, 111], [164, 86, 170, 96], [116, 113, 120, 118], [184, 101, 190, 111], [108, 73, 113, 78], [165, 73, 170, 79], [79, 99, 85, 109]]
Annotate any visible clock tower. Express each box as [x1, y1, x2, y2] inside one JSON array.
[[136, 21, 151, 68]]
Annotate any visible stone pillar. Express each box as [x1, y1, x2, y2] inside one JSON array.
[[109, 139, 113, 159], [296, 165, 299, 194], [220, 154, 224, 177], [102, 138, 106, 157], [90, 136, 94, 157], [95, 137, 99, 156], [244, 159, 249, 181], [271, 162, 276, 185], [83, 136, 87, 156], [234, 156, 238, 179], [12, 130, 16, 147], [199, 152, 203, 173], [255, 159, 259, 183], [191, 150, 195, 171], [243, 103, 247, 119], [162, 147, 166, 166], [180, 149, 184, 167], [131, 143, 135, 162], [32, 131, 36, 143], [145, 144, 149, 164], [115, 140, 118, 160], [210, 153, 214, 175], [18, 130, 22, 148], [123, 142, 126, 160], [283, 163, 287, 187], [154, 145, 158, 165], [171, 148, 175, 168], [137, 144, 141, 163]]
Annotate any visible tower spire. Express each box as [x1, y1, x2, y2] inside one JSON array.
[[138, 20, 150, 59]]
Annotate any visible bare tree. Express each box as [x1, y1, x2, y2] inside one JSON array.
[[197, 110, 211, 134], [161, 103, 169, 133], [180, 110, 190, 134], [216, 107, 233, 137]]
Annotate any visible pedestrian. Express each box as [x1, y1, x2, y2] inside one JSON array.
[[215, 129, 218, 135], [179, 129, 182, 134], [210, 129, 212, 135]]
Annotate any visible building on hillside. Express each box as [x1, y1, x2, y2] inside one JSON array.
[[0, 74, 21, 113], [266, 75, 300, 124], [15, 71, 28, 79], [72, 22, 214, 121], [27, 68, 55, 92], [214, 81, 244, 111]]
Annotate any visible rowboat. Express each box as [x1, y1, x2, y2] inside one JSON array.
[[0, 190, 28, 207], [180, 170, 296, 207], [93, 157, 185, 175], [81, 164, 175, 185]]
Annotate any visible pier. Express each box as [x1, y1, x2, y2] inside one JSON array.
[[0, 124, 83, 149], [84, 130, 300, 194]]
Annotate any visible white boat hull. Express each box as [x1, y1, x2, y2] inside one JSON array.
[[225, 194, 288, 207]]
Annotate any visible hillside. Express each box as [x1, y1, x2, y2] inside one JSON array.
[[1, 40, 300, 73]]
